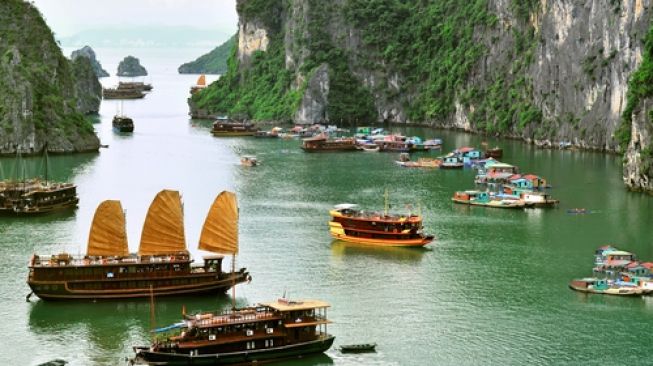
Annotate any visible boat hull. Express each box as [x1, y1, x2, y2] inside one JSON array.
[[329, 231, 433, 247], [212, 131, 257, 137], [28, 271, 249, 301], [134, 335, 335, 365], [568, 283, 643, 296], [452, 198, 525, 209]]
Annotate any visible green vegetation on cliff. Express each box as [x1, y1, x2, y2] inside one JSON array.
[[178, 34, 236, 74], [192, 36, 302, 121], [344, 0, 541, 133], [0, 0, 97, 153], [617, 25, 653, 152]]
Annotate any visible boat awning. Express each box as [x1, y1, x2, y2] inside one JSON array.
[[152, 322, 186, 333], [333, 203, 358, 210], [284, 320, 332, 328], [261, 299, 331, 312]]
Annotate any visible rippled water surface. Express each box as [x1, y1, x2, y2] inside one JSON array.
[[2, 48, 653, 365]]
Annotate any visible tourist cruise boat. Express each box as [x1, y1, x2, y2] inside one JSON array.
[[328, 203, 434, 247], [27, 190, 250, 300], [133, 298, 335, 364], [301, 133, 358, 152], [212, 117, 259, 136]]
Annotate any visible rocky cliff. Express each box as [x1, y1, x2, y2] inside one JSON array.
[[71, 46, 109, 77], [178, 34, 236, 74], [0, 0, 100, 155], [117, 55, 148, 77], [192, 0, 653, 191], [70, 56, 102, 115]]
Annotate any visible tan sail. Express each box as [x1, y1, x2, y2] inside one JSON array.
[[139, 190, 187, 256], [198, 191, 238, 254], [87, 200, 129, 257], [197, 74, 206, 86]]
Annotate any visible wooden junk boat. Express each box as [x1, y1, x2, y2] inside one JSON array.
[[133, 298, 335, 365], [0, 150, 78, 214], [112, 115, 134, 132], [102, 88, 145, 100], [212, 118, 259, 137], [190, 74, 207, 95], [27, 190, 250, 300], [0, 179, 78, 214], [328, 203, 434, 247], [302, 133, 357, 152], [118, 81, 153, 92]]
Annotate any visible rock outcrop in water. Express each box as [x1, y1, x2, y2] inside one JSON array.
[[71, 46, 109, 78], [117, 56, 148, 77], [191, 0, 653, 192], [0, 0, 100, 155], [178, 34, 236, 74]]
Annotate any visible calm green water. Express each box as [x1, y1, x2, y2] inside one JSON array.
[[2, 48, 653, 365]]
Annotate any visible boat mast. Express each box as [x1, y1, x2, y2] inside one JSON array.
[[43, 143, 49, 184], [231, 253, 236, 310], [149, 285, 156, 343]]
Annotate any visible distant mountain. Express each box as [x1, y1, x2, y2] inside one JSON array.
[[58, 26, 232, 48], [117, 56, 147, 77], [178, 34, 236, 75], [71, 46, 109, 77]]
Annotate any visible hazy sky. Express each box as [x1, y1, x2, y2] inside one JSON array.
[[31, 0, 239, 37]]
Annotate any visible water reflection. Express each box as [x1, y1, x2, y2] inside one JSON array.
[[330, 240, 428, 263]]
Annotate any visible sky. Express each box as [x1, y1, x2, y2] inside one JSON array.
[[31, 0, 239, 46]]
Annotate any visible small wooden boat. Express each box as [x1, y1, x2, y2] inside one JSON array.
[[484, 147, 503, 159], [112, 115, 134, 133], [358, 143, 380, 152], [241, 156, 258, 166], [396, 158, 441, 168], [569, 278, 643, 296], [340, 343, 376, 353], [452, 191, 526, 209], [212, 118, 258, 136], [440, 156, 463, 169]]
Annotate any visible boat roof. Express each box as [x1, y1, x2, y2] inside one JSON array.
[[456, 146, 476, 153], [606, 251, 634, 256], [202, 254, 225, 260], [260, 299, 331, 311], [334, 203, 359, 210]]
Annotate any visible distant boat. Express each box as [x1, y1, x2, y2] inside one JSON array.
[[118, 81, 152, 92], [340, 343, 376, 353], [102, 88, 145, 100], [569, 278, 643, 296], [452, 190, 526, 209], [112, 101, 134, 132], [112, 115, 134, 133], [212, 118, 259, 136], [302, 133, 358, 152], [190, 74, 207, 94], [26, 190, 250, 300], [241, 155, 258, 166], [357, 143, 380, 152], [396, 157, 440, 168], [484, 147, 503, 159]]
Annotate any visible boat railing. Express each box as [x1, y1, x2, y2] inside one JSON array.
[[31, 253, 190, 267], [192, 310, 278, 327]]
